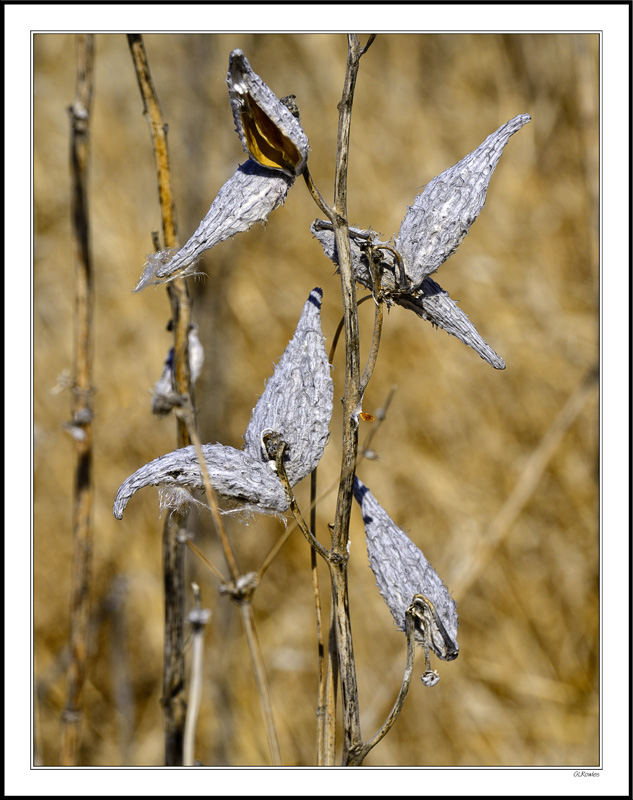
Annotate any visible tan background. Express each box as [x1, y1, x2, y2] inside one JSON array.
[[34, 33, 599, 767]]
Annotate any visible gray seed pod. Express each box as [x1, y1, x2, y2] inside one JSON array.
[[396, 278, 506, 370], [113, 444, 288, 519], [136, 161, 293, 290], [243, 287, 333, 484], [227, 49, 309, 177], [151, 323, 205, 416], [135, 49, 310, 291], [113, 288, 332, 520], [396, 114, 531, 284], [310, 221, 505, 369], [353, 477, 459, 661], [309, 114, 530, 370]]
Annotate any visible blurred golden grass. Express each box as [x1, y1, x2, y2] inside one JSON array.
[[34, 33, 599, 766]]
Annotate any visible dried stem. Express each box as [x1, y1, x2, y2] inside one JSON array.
[[309, 469, 330, 765], [127, 32, 192, 766], [60, 32, 95, 767], [273, 444, 330, 562], [302, 36, 378, 764], [237, 601, 283, 765], [176, 405, 240, 581], [329, 32, 370, 766], [183, 584, 211, 767], [178, 404, 282, 765], [347, 603, 417, 766], [303, 165, 334, 221]]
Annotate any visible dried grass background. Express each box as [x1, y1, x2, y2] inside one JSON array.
[[34, 33, 599, 767]]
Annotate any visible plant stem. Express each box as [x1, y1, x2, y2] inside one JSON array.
[[346, 604, 417, 766], [238, 602, 283, 765], [60, 32, 95, 767], [128, 33, 192, 766], [178, 404, 282, 765], [183, 584, 211, 767], [329, 33, 368, 765]]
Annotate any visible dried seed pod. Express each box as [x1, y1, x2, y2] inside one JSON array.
[[114, 289, 332, 519], [396, 114, 531, 285], [135, 49, 310, 290], [395, 277, 506, 369], [113, 443, 288, 519], [227, 49, 309, 177], [136, 161, 293, 290], [310, 221, 505, 369], [353, 477, 459, 661], [151, 323, 205, 416], [243, 287, 333, 486], [310, 114, 530, 370]]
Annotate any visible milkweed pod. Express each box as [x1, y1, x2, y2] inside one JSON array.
[[396, 114, 531, 285], [113, 289, 332, 520], [353, 477, 459, 661], [228, 49, 309, 177]]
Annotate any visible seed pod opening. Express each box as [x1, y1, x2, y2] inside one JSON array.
[[228, 49, 309, 177]]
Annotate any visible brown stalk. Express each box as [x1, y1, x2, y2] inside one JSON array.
[[177, 405, 282, 765], [60, 33, 95, 767], [127, 33, 193, 766], [328, 33, 374, 766], [346, 602, 417, 766], [301, 34, 378, 765]]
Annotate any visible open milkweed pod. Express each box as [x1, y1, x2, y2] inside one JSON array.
[[113, 289, 332, 520], [228, 49, 309, 177], [310, 115, 530, 369], [353, 477, 459, 665], [134, 50, 308, 290]]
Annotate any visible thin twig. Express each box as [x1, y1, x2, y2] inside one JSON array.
[[347, 603, 417, 766], [177, 405, 282, 765], [452, 365, 599, 597], [238, 603, 283, 765], [185, 539, 227, 585], [309, 469, 329, 765], [127, 32, 192, 766], [359, 290, 384, 397], [329, 294, 373, 363], [303, 165, 335, 221], [177, 405, 240, 581], [271, 441, 330, 562], [61, 32, 95, 767], [329, 32, 367, 766], [183, 583, 211, 767]]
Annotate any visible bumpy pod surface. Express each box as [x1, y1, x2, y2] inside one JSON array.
[[135, 49, 309, 290], [310, 220, 506, 369], [396, 114, 531, 284], [311, 115, 531, 370], [353, 478, 458, 660], [114, 288, 333, 519]]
